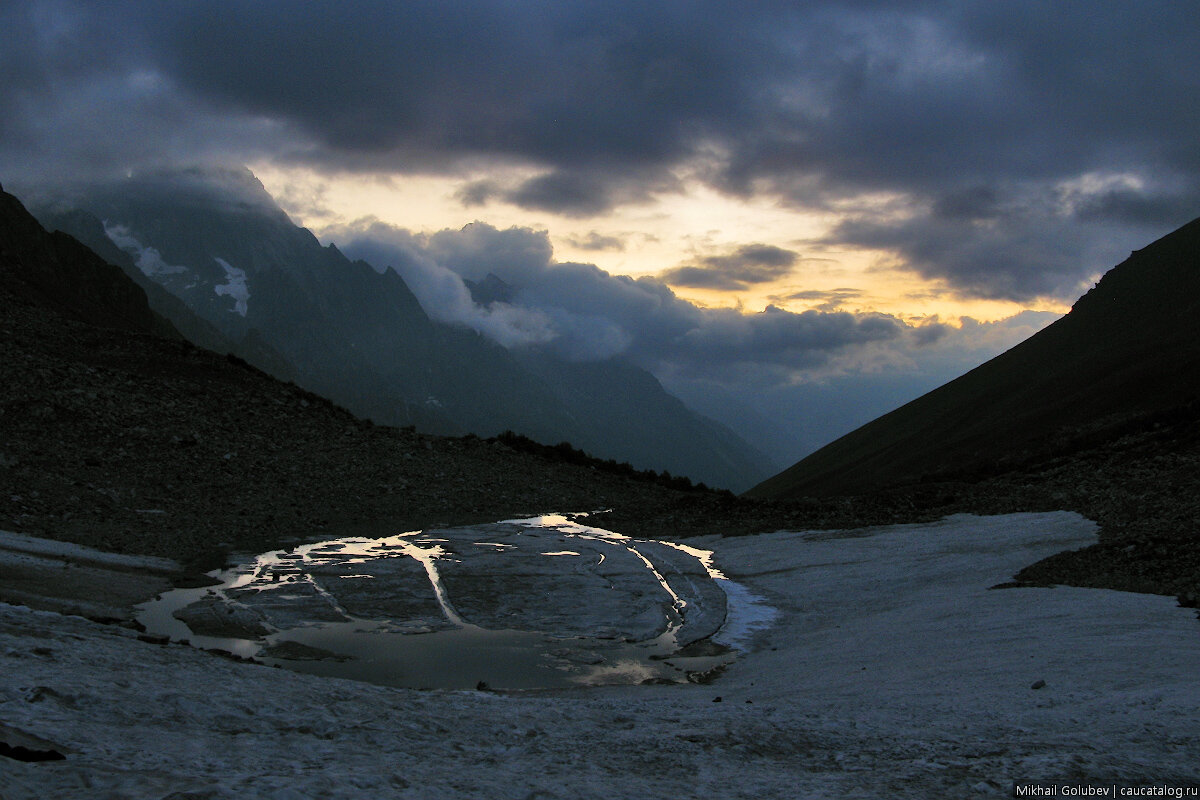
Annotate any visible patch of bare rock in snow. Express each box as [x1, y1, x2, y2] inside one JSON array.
[[2, 511, 1200, 799]]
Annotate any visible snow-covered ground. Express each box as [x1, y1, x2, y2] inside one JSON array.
[[3, 512, 1199, 799], [213, 257, 250, 317]]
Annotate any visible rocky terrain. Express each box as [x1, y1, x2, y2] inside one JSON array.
[[0, 286, 688, 569], [0, 271, 940, 570], [5, 275, 1197, 613], [2, 180, 1198, 617]]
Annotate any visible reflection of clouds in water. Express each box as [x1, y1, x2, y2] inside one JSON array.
[[140, 515, 774, 690]]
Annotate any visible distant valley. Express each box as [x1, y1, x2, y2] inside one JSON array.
[[33, 168, 776, 492]]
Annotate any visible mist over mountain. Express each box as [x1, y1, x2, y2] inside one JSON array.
[[750, 215, 1200, 500], [36, 168, 774, 490]]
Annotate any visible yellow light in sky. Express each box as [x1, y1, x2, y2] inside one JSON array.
[[250, 161, 1064, 324]]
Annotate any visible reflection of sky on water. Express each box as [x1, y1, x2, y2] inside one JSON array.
[[138, 515, 775, 690]]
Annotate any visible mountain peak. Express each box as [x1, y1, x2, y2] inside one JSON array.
[[1069, 214, 1200, 322], [465, 272, 516, 306]]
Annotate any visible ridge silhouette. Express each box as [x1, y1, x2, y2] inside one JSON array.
[[750, 216, 1200, 499]]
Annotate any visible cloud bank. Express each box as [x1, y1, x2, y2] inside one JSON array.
[[325, 219, 917, 381]]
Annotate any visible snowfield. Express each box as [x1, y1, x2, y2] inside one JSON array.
[[213, 257, 250, 317], [2, 512, 1199, 799]]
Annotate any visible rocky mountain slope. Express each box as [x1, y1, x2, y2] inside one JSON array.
[[3, 180, 1198, 612], [35, 168, 774, 490], [1, 182, 711, 569], [743, 215, 1200, 605], [4, 181, 830, 587], [0, 187, 178, 339], [749, 216, 1200, 500]]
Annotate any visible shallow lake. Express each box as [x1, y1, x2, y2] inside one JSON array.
[[137, 514, 775, 690]]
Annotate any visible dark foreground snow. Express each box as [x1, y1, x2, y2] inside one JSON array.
[[2, 512, 1198, 798]]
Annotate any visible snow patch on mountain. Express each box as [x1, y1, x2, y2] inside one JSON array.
[[101, 222, 189, 277], [213, 257, 249, 317]]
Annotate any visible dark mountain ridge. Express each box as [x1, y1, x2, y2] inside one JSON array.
[[33, 203, 298, 381], [0, 185, 178, 339], [749, 216, 1200, 500], [0, 180, 756, 578], [36, 168, 775, 490]]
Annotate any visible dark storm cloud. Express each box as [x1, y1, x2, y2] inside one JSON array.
[[0, 2, 296, 186], [932, 187, 1001, 222], [662, 244, 799, 291], [824, 180, 1192, 302], [1073, 186, 1200, 229], [145, 2, 748, 164], [504, 172, 614, 217], [701, 245, 798, 277], [781, 288, 863, 302], [828, 206, 1092, 302], [3, 1, 1199, 300]]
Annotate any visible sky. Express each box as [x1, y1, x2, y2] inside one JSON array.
[[3, 1, 1198, 466]]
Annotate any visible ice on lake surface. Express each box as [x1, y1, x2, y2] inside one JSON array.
[[137, 514, 775, 690]]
